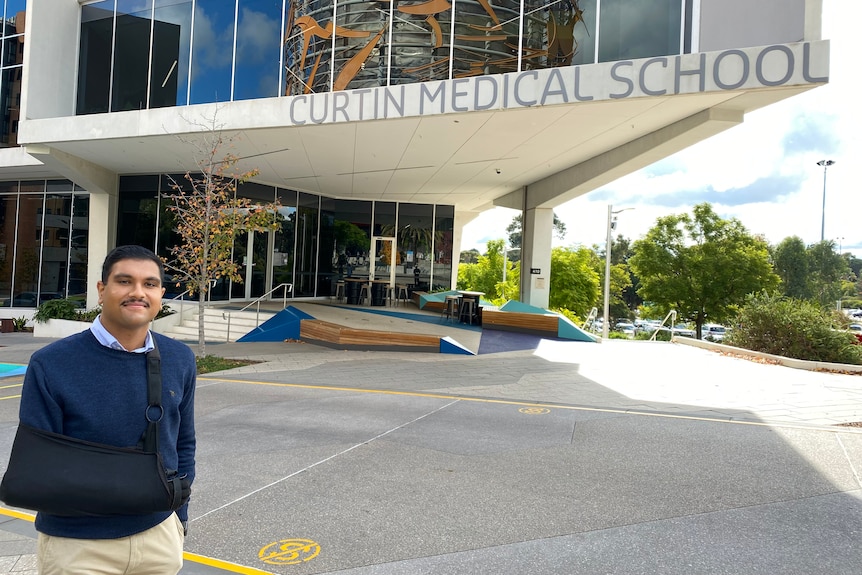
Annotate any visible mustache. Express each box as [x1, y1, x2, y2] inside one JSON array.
[[121, 299, 150, 307]]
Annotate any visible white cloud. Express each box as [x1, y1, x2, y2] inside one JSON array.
[[463, 0, 862, 256]]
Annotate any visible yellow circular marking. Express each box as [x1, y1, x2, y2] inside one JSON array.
[[259, 539, 321, 565], [519, 407, 550, 415]]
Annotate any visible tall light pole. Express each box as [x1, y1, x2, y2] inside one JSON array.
[[817, 159, 835, 242], [602, 205, 634, 340]]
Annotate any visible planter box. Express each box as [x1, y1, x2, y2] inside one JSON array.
[[32, 318, 91, 339]]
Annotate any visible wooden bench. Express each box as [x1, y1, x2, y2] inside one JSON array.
[[300, 319, 441, 351], [480, 310, 559, 336]]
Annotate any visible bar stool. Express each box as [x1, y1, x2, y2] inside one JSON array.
[[395, 284, 409, 306], [334, 280, 345, 302], [358, 282, 371, 305], [385, 283, 395, 306], [459, 297, 476, 325], [441, 295, 459, 322]]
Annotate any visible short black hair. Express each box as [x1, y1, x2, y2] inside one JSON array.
[[101, 245, 164, 283]]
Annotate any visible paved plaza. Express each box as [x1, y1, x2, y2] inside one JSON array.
[[0, 305, 861, 574]]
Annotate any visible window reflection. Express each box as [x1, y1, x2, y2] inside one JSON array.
[[152, 0, 192, 107], [598, 0, 682, 62], [190, 0, 236, 104], [234, 0, 282, 100], [112, 0, 153, 112], [78, 0, 114, 115], [0, 191, 16, 306]]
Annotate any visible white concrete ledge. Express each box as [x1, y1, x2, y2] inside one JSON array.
[[673, 336, 862, 373]]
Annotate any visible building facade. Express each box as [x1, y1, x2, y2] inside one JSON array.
[[0, 0, 829, 313]]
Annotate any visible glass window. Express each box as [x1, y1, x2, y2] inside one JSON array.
[[233, 0, 281, 100], [117, 176, 160, 251], [432, 204, 453, 291], [40, 194, 73, 300], [112, 0, 154, 112], [331, 0, 391, 90], [294, 192, 319, 297], [0, 67, 21, 146], [273, 188, 296, 296], [78, 1, 115, 115], [332, 199, 371, 279], [397, 203, 433, 290], [68, 193, 90, 301], [13, 191, 43, 306], [521, 1, 596, 70], [598, 0, 682, 62], [190, 0, 237, 104], [151, 0, 192, 107], [284, 1, 333, 95], [451, 0, 521, 78], [0, 192, 17, 306]]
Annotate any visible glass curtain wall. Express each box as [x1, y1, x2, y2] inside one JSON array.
[[0, 180, 90, 308], [1, 0, 24, 146], [80, 1, 689, 109]]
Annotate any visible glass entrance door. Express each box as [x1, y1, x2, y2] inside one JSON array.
[[231, 230, 269, 300]]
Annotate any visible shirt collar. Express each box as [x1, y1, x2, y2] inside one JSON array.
[[91, 315, 154, 353]]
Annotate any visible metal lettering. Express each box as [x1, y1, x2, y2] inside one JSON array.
[[610, 61, 634, 99], [713, 50, 749, 90], [541, 68, 569, 105], [755, 45, 794, 87], [514, 71, 538, 106], [474, 76, 498, 110], [639, 57, 668, 96], [420, 82, 446, 114], [675, 53, 706, 94], [451, 79, 470, 112]]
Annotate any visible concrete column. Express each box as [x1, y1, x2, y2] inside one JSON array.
[[451, 210, 480, 289], [519, 206, 553, 309], [86, 191, 119, 309]]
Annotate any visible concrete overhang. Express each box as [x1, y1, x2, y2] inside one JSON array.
[[11, 41, 828, 212]]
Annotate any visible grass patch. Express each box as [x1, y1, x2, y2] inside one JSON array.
[[196, 355, 259, 374]]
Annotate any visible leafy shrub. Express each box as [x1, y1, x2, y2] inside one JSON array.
[[726, 293, 862, 365], [76, 307, 101, 322], [634, 328, 671, 341], [155, 304, 176, 320], [32, 299, 80, 323], [11, 316, 29, 331]]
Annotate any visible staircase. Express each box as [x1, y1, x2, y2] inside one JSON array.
[[157, 305, 278, 343]]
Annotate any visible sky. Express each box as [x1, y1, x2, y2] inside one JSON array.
[[462, 0, 862, 257]]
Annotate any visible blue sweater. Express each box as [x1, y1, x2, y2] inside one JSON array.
[[19, 330, 196, 539]]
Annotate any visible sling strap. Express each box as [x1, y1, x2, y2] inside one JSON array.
[[143, 339, 185, 509]]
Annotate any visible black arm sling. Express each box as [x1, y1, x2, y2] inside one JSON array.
[[0, 340, 188, 516]]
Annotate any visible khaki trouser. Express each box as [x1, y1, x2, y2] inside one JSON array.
[[37, 513, 184, 575]]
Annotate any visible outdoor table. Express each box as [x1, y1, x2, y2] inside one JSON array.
[[344, 278, 366, 305]]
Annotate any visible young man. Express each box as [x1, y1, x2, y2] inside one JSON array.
[[19, 245, 196, 575]]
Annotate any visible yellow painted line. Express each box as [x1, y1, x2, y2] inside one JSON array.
[[198, 376, 862, 434], [0, 507, 35, 521], [0, 508, 275, 574], [0, 383, 23, 390], [0, 394, 21, 400], [184, 552, 275, 574]]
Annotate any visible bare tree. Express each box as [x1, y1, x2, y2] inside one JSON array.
[[163, 115, 280, 355]]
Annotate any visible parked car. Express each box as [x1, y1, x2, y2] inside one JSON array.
[[11, 291, 63, 307], [702, 324, 727, 342], [614, 322, 636, 338], [671, 324, 695, 338]]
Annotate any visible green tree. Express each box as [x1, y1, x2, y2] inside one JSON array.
[[549, 246, 600, 318], [457, 239, 518, 301], [506, 213, 567, 251], [807, 239, 851, 308], [460, 248, 480, 264], [629, 203, 779, 338], [772, 236, 811, 299], [164, 121, 281, 356]]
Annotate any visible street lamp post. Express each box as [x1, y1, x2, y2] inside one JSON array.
[[817, 159, 835, 242], [602, 205, 633, 340]]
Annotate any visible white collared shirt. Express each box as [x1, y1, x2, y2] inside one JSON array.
[[90, 315, 154, 353]]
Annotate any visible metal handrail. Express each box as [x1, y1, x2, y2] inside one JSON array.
[[222, 283, 294, 339], [649, 310, 677, 341], [582, 307, 597, 331]]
